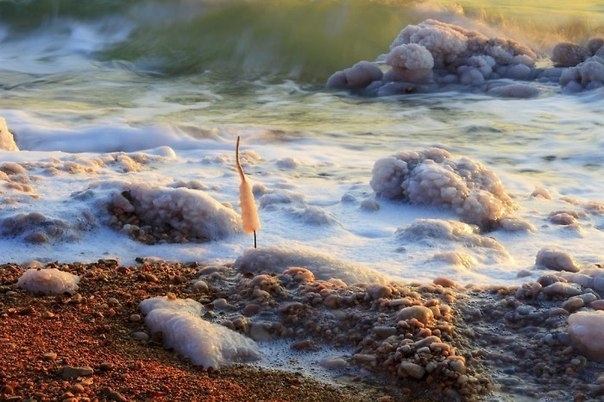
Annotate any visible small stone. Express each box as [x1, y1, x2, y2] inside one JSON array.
[[562, 296, 585, 312], [100, 387, 128, 402], [396, 306, 434, 325], [352, 353, 377, 367], [536, 248, 580, 272], [448, 357, 466, 374], [99, 362, 114, 372], [398, 361, 425, 379], [242, 303, 261, 316], [433, 277, 458, 288], [107, 297, 120, 306], [132, 331, 149, 342], [291, 339, 315, 351], [591, 300, 604, 310], [43, 352, 58, 361], [60, 366, 94, 379], [542, 282, 582, 298], [192, 280, 209, 292], [129, 313, 142, 322], [319, 356, 349, 370], [71, 384, 85, 394]]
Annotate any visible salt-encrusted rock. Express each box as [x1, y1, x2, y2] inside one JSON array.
[[326, 60, 383, 90], [0, 117, 18, 151], [542, 282, 582, 298], [396, 305, 434, 325], [60, 366, 94, 379], [17, 268, 80, 295], [552, 42, 589, 67], [535, 248, 580, 272], [398, 361, 426, 379], [568, 311, 604, 362], [370, 148, 517, 230]]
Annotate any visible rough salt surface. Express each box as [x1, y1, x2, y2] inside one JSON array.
[[568, 311, 604, 362], [17, 268, 80, 295], [107, 182, 241, 242], [234, 245, 389, 285], [370, 148, 517, 230], [327, 19, 538, 95], [140, 296, 260, 369], [0, 117, 19, 151]]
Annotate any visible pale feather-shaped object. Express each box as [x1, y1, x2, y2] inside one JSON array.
[[236, 136, 261, 234]]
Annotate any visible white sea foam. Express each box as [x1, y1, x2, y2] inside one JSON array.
[[17, 268, 80, 295], [140, 296, 260, 369]]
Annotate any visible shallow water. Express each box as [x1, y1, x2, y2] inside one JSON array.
[[1, 0, 604, 287]]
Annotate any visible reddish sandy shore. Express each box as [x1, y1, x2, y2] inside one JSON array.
[[0, 261, 401, 402]]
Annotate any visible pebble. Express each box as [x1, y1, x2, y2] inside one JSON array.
[[99, 362, 114, 372], [433, 277, 458, 288], [42, 352, 58, 361], [542, 282, 582, 298], [396, 306, 434, 325], [590, 299, 604, 310], [132, 331, 149, 342], [192, 280, 209, 292], [398, 362, 425, 379], [562, 296, 585, 312], [60, 366, 94, 379], [129, 313, 142, 322], [319, 356, 349, 370], [71, 384, 85, 394], [593, 275, 604, 292]]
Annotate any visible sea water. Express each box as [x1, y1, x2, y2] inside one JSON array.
[[1, 0, 604, 288]]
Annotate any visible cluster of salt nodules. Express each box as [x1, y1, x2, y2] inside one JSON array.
[[17, 267, 80, 295], [139, 294, 260, 369], [191, 250, 493, 399], [327, 19, 539, 98], [370, 147, 521, 230], [0, 117, 18, 151], [514, 247, 604, 364], [107, 182, 241, 244], [396, 219, 511, 267], [552, 38, 604, 92], [327, 19, 604, 96]]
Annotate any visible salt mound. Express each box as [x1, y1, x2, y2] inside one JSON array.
[[108, 182, 241, 243], [17, 268, 80, 295], [234, 246, 389, 285], [370, 148, 517, 230], [568, 311, 604, 362], [327, 19, 537, 95], [0, 117, 18, 151], [396, 219, 510, 266], [140, 296, 260, 369]]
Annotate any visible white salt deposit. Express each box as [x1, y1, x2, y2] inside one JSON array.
[[0, 117, 19, 151], [568, 311, 604, 362], [396, 219, 511, 266], [370, 148, 517, 230], [535, 248, 580, 272], [140, 295, 260, 369], [234, 246, 389, 285], [17, 268, 80, 295], [107, 182, 242, 241]]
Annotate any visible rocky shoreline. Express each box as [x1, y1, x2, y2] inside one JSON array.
[[1, 259, 604, 401]]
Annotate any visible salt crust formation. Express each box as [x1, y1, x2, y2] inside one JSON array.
[[17, 268, 80, 295], [107, 182, 241, 244], [234, 245, 389, 285], [568, 311, 604, 362], [327, 19, 604, 96], [0, 117, 18, 151], [370, 147, 517, 230], [139, 295, 260, 369], [396, 219, 511, 266], [10, 254, 604, 400]]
